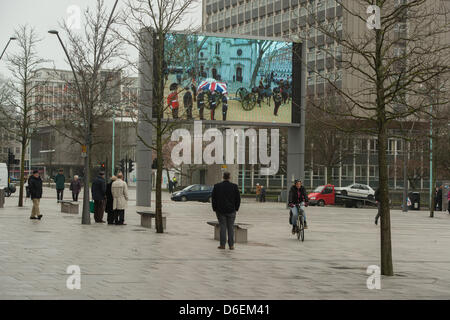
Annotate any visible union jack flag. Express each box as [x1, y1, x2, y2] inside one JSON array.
[[197, 79, 227, 94]]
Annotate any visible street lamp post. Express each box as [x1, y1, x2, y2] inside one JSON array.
[[0, 37, 17, 61], [429, 103, 433, 217]]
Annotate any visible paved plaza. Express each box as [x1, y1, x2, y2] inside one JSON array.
[[1, 187, 450, 300]]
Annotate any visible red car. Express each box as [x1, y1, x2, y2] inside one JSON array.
[[308, 184, 335, 206]]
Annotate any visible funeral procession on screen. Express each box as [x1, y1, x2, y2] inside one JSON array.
[[163, 34, 293, 123]]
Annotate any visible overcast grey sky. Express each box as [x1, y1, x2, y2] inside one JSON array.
[[0, 0, 202, 78]]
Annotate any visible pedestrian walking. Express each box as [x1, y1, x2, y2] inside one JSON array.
[[172, 177, 177, 190], [111, 172, 129, 225], [69, 175, 82, 202], [28, 170, 43, 220], [53, 169, 65, 202], [91, 171, 106, 223], [255, 183, 261, 202], [183, 87, 193, 119], [105, 176, 117, 225], [374, 187, 381, 225], [197, 89, 205, 120], [168, 179, 174, 194], [211, 172, 241, 250], [260, 185, 266, 202], [435, 186, 443, 211], [221, 94, 228, 121]]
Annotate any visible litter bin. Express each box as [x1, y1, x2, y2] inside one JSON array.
[[408, 192, 420, 210], [89, 200, 95, 213]]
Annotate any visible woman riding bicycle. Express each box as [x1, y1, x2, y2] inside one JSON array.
[[288, 179, 309, 234]]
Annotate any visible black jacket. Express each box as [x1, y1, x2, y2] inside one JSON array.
[[183, 91, 193, 106], [105, 181, 114, 214], [288, 185, 308, 205], [91, 176, 106, 201], [375, 188, 380, 202], [28, 175, 43, 199], [212, 180, 241, 214]]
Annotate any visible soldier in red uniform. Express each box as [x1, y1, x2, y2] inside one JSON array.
[[167, 85, 179, 119]]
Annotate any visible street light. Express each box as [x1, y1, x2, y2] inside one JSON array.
[[0, 37, 17, 61]]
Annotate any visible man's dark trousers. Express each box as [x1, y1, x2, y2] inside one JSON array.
[[216, 212, 236, 247], [57, 189, 64, 201], [94, 200, 105, 222]]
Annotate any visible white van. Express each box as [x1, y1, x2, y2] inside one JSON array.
[[0, 163, 8, 191]]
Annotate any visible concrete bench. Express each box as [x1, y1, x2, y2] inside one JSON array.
[[137, 211, 167, 229], [207, 221, 252, 243], [61, 201, 79, 214]]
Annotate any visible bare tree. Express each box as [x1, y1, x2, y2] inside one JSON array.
[[295, 0, 450, 275], [0, 25, 47, 207], [118, 0, 198, 233], [46, 0, 124, 224]]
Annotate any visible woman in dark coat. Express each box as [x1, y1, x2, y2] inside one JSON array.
[[105, 176, 117, 225], [69, 175, 82, 201]]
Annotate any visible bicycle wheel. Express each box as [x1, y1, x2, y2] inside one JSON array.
[[297, 215, 304, 242]]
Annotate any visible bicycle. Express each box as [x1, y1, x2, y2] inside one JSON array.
[[295, 203, 306, 242]]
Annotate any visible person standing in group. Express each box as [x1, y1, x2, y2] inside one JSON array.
[[260, 185, 266, 202], [28, 170, 43, 220], [211, 172, 241, 250], [197, 89, 205, 120], [53, 169, 65, 203], [111, 172, 129, 225], [221, 93, 228, 121], [374, 187, 381, 225], [167, 84, 179, 119], [105, 176, 117, 225], [91, 171, 106, 223], [273, 87, 282, 116], [447, 189, 450, 214], [255, 183, 261, 202], [435, 186, 443, 211], [183, 87, 193, 119], [69, 175, 82, 202]]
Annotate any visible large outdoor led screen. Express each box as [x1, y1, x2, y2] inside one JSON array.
[[161, 33, 299, 124]]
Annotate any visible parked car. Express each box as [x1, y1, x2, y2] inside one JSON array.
[[335, 183, 375, 199], [308, 184, 335, 206], [171, 184, 213, 202]]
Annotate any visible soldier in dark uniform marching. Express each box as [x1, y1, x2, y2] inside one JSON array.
[[221, 94, 228, 121], [209, 90, 217, 120], [197, 89, 205, 120]]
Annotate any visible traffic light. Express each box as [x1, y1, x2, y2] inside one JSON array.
[[7, 150, 15, 165], [100, 162, 106, 170], [151, 158, 157, 169], [128, 159, 134, 173], [119, 159, 125, 173]]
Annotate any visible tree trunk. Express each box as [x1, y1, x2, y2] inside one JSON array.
[[18, 138, 26, 207], [378, 121, 393, 276]]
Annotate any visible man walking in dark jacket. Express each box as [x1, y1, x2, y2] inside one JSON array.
[[211, 172, 241, 250], [374, 187, 381, 225], [53, 169, 65, 203], [91, 172, 106, 223], [28, 170, 43, 220]]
